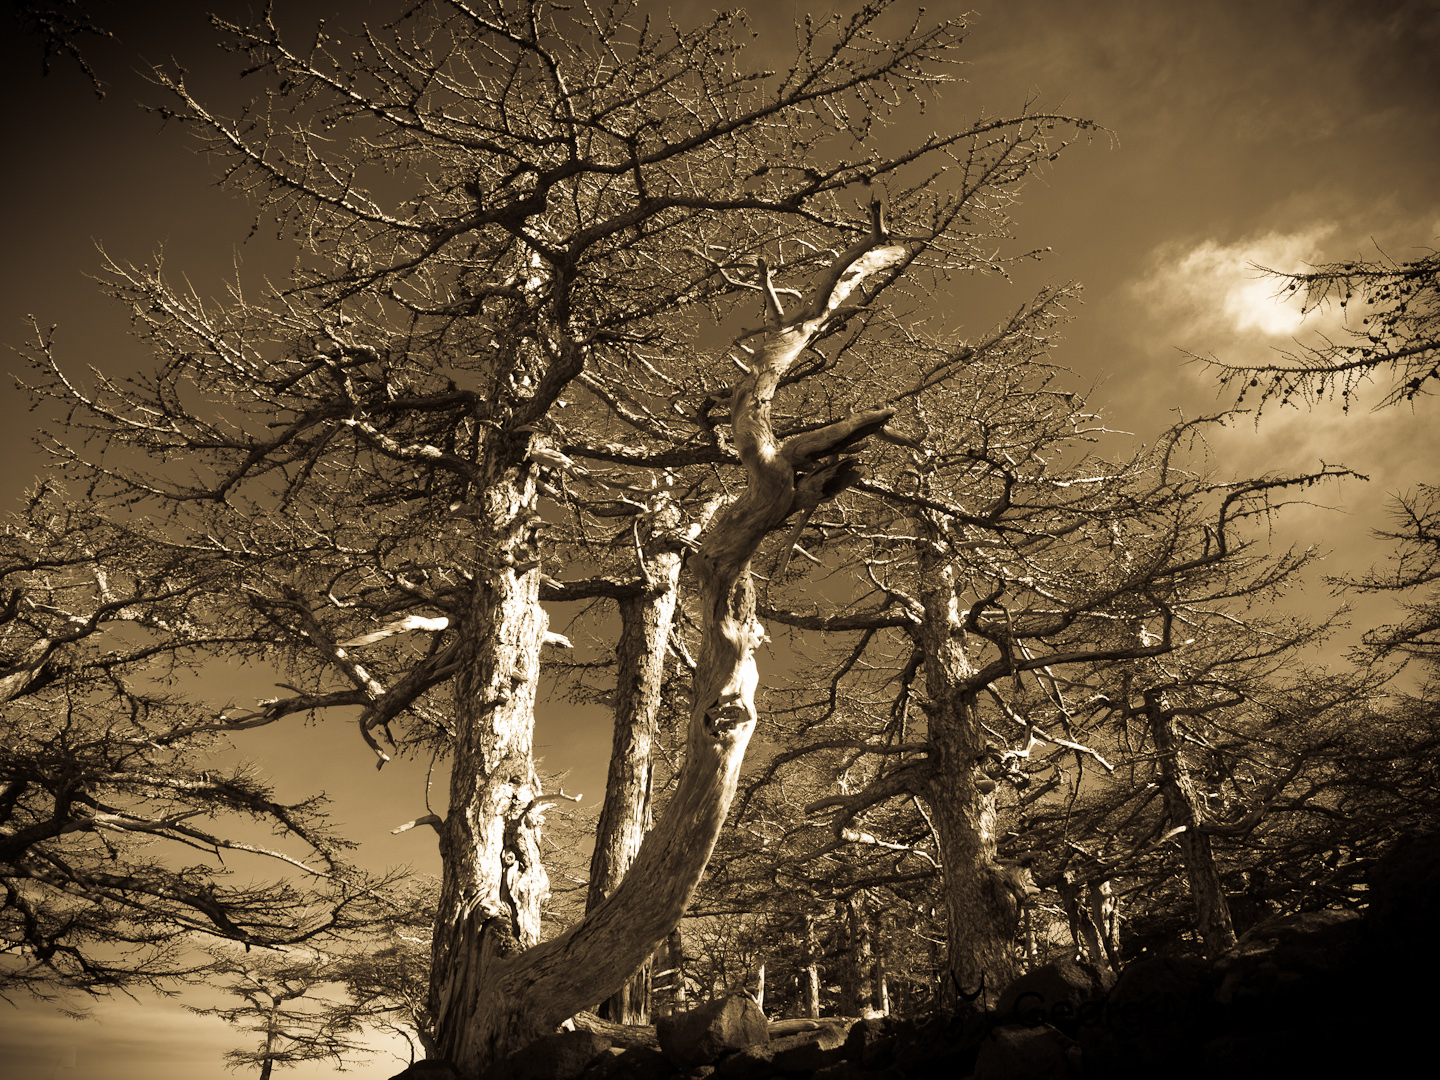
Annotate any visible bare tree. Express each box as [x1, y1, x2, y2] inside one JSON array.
[[22, 1, 1103, 1069], [753, 297, 1350, 992], [190, 949, 370, 1079], [1, 486, 394, 1003], [1210, 248, 1438, 412]]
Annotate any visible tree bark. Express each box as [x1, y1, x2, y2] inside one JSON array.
[[840, 893, 879, 1017], [586, 498, 706, 1025], [875, 908, 890, 1017], [429, 213, 906, 1076], [1061, 872, 1119, 980], [799, 913, 821, 1019], [258, 1001, 278, 1080], [431, 446, 554, 1069], [660, 928, 687, 1017], [1145, 691, 1237, 958], [584, 579, 674, 1024], [1091, 878, 1123, 973], [917, 552, 1025, 1002]]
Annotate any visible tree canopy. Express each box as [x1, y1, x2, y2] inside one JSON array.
[[7, 1, 1433, 1075]]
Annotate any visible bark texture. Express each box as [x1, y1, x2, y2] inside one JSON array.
[[1146, 691, 1237, 958], [1061, 873, 1121, 979], [799, 913, 821, 1019], [431, 441, 553, 1069], [840, 892, 880, 1017], [430, 212, 908, 1074], [917, 552, 1025, 1001], [585, 528, 683, 1024]]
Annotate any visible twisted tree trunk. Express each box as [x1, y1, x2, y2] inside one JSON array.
[[429, 210, 908, 1075], [586, 527, 684, 1025], [431, 443, 554, 1069], [917, 553, 1025, 1002]]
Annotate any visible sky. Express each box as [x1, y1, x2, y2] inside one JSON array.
[[2, 0, 1438, 1076]]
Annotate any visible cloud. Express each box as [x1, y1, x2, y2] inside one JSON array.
[[1131, 226, 1341, 341]]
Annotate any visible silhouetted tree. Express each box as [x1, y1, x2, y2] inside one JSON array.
[[23, 1, 1101, 1068], [1, 486, 393, 1003]]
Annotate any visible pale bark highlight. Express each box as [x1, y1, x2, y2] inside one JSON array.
[[433, 212, 909, 1073]]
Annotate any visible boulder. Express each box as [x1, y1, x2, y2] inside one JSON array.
[[1367, 830, 1440, 965], [712, 1024, 849, 1078], [840, 1015, 894, 1070], [972, 1024, 1077, 1080], [656, 995, 769, 1069], [579, 1045, 671, 1080], [874, 1012, 985, 1078], [1215, 909, 1362, 1005], [1078, 954, 1214, 1079], [387, 1061, 462, 1080], [997, 958, 1110, 1032], [497, 1030, 612, 1080]]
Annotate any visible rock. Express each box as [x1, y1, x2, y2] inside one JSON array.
[[1215, 909, 1362, 1005], [1367, 830, 1440, 965], [1078, 955, 1214, 1079], [577, 1046, 628, 1079], [840, 1015, 894, 1069], [387, 1062, 462, 1080], [889, 1012, 984, 1077], [972, 1024, 1076, 1080], [580, 1045, 671, 1080], [713, 1025, 849, 1078], [497, 1030, 613, 1080], [997, 958, 1110, 1032], [656, 996, 769, 1069], [771, 1024, 849, 1072]]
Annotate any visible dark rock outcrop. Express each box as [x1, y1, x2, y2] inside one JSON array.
[[399, 831, 1438, 1080], [655, 996, 769, 1070], [498, 1030, 614, 1080]]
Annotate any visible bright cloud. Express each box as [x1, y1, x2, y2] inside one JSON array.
[[1133, 225, 1340, 339]]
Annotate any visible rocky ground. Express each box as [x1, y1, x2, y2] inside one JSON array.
[[393, 831, 1437, 1080]]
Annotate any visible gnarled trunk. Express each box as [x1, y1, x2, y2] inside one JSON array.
[[431, 452, 554, 1069], [428, 213, 906, 1076], [585, 536, 683, 1024], [918, 554, 1025, 1001], [1145, 692, 1237, 958]]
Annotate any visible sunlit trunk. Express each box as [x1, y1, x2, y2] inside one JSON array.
[[587, 523, 685, 1025], [799, 913, 821, 1019], [426, 217, 904, 1075], [918, 551, 1024, 1001], [431, 453, 553, 1070]]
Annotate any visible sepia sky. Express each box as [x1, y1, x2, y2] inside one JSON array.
[[2, 1, 1438, 1076]]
